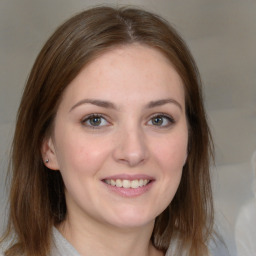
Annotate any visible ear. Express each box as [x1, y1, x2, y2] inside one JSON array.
[[41, 137, 60, 170]]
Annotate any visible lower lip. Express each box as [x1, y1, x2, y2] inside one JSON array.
[[103, 181, 154, 197]]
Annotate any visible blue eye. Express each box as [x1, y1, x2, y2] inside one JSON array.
[[148, 114, 175, 127], [82, 114, 109, 128]]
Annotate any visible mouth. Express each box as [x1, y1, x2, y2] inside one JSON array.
[[102, 175, 154, 197], [103, 179, 151, 189]]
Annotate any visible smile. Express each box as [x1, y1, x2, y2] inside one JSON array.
[[104, 179, 150, 189]]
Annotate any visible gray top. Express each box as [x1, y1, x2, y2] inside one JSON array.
[[0, 228, 219, 256], [51, 228, 171, 256], [51, 228, 80, 256], [51, 229, 218, 256], [0, 228, 80, 256]]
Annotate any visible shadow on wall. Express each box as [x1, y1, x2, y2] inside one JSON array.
[[0, 123, 14, 232], [235, 151, 256, 256], [212, 151, 255, 256]]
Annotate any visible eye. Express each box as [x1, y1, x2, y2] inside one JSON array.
[[81, 114, 109, 128], [148, 114, 175, 128]]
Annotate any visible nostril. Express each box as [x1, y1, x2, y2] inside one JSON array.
[[112, 135, 148, 167]]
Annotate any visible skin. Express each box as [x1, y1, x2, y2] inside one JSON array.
[[42, 44, 188, 256]]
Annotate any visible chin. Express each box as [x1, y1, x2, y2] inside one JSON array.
[[106, 208, 157, 229]]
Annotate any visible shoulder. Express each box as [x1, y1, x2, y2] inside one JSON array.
[[165, 237, 227, 256], [165, 242, 212, 256]]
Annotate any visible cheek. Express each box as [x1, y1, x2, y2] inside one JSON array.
[[148, 133, 188, 214], [153, 132, 188, 172], [55, 132, 111, 176]]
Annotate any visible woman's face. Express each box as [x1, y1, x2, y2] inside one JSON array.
[[44, 44, 188, 229]]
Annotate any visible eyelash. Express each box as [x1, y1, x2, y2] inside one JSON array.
[[81, 114, 110, 129], [81, 113, 175, 129], [147, 113, 175, 128]]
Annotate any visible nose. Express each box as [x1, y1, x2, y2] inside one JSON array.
[[112, 126, 149, 167]]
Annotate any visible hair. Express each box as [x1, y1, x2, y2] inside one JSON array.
[[1, 6, 214, 256]]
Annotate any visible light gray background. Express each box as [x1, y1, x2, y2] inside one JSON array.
[[0, 1, 255, 255]]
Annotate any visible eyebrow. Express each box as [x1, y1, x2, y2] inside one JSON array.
[[70, 98, 182, 112], [70, 99, 117, 112], [146, 99, 183, 111]]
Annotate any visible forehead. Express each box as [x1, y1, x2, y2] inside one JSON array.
[[59, 44, 185, 108], [85, 44, 176, 76]]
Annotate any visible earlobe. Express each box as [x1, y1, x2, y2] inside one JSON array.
[[41, 137, 60, 170]]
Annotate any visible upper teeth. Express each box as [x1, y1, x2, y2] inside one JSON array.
[[104, 179, 149, 189]]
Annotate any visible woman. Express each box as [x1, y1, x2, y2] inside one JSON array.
[[0, 6, 214, 256]]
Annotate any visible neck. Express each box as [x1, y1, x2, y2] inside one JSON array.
[[57, 213, 163, 256]]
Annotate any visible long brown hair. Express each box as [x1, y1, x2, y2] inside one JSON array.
[[1, 6, 214, 256]]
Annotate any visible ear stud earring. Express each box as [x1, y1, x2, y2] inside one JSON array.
[[45, 159, 49, 163]]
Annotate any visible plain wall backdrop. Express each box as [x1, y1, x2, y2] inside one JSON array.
[[1, 1, 256, 255]]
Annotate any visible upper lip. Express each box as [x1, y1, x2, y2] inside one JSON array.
[[102, 174, 155, 181]]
